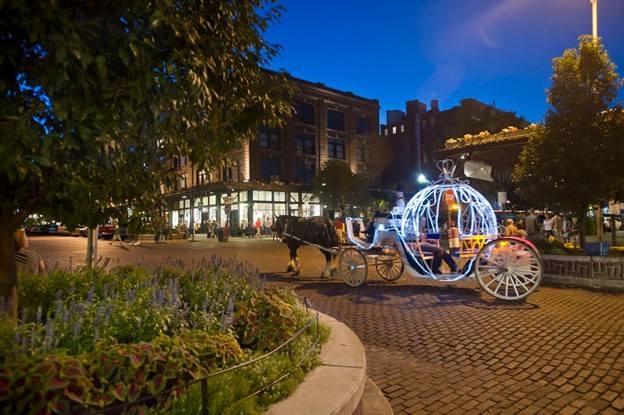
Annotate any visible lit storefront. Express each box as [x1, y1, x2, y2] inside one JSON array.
[[166, 183, 320, 235]]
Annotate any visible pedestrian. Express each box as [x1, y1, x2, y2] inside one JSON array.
[[570, 216, 580, 246], [542, 213, 554, 237], [552, 212, 563, 240], [504, 218, 519, 236], [525, 210, 539, 238], [14, 228, 45, 275], [561, 216, 571, 243], [255, 218, 262, 238], [110, 224, 123, 246], [334, 217, 344, 244], [264, 216, 271, 237]]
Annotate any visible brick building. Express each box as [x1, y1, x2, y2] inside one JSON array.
[[164, 72, 380, 234], [380, 98, 529, 186]]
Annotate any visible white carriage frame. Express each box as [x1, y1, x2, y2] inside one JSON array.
[[339, 160, 544, 300]]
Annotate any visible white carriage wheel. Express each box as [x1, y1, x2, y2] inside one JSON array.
[[338, 248, 368, 287], [474, 238, 543, 301], [375, 245, 404, 281]]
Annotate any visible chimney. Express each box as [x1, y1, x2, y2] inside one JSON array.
[[431, 100, 439, 111]]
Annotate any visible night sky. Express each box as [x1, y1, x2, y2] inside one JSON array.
[[264, 0, 624, 125]]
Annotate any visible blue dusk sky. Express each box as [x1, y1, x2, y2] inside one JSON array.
[[264, 0, 624, 125]]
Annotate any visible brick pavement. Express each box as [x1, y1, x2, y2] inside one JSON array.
[[30, 236, 624, 414]]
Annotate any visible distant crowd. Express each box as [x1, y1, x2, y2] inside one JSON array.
[[501, 211, 580, 245]]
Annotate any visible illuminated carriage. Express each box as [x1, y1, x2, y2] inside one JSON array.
[[341, 160, 543, 300]]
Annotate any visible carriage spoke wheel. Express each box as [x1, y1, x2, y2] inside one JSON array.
[[474, 238, 543, 301], [375, 245, 404, 281], [338, 248, 368, 287]]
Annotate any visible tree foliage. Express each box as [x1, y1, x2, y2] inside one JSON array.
[[311, 161, 372, 217], [0, 0, 293, 305], [513, 36, 624, 244]]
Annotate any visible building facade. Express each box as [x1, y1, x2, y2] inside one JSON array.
[[164, 73, 380, 235], [380, 98, 529, 186]]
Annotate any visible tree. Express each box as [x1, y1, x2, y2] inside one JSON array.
[[312, 161, 372, 217], [513, 35, 624, 246], [0, 0, 293, 318]]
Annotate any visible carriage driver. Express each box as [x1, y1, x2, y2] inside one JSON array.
[[418, 217, 458, 274]]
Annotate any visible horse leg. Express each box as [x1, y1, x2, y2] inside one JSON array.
[[330, 253, 338, 278], [287, 250, 295, 273], [294, 257, 300, 276], [321, 250, 334, 279], [288, 249, 301, 276]]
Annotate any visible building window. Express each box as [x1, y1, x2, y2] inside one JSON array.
[[400, 124, 405, 132], [259, 156, 281, 182], [327, 137, 345, 159], [327, 109, 345, 131], [294, 159, 315, 183], [356, 116, 370, 135], [295, 131, 316, 155], [179, 174, 187, 189], [384, 128, 388, 136], [294, 101, 315, 125], [197, 170, 207, 185], [392, 126, 397, 134], [356, 145, 370, 162], [259, 127, 280, 149]]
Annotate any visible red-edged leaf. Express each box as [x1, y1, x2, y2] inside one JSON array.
[[130, 353, 143, 368], [47, 376, 69, 390], [127, 383, 142, 402], [64, 384, 86, 405], [147, 376, 166, 395], [112, 383, 127, 401]]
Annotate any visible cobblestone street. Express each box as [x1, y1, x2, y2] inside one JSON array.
[[30, 236, 624, 414]]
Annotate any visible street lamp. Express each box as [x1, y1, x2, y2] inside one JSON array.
[[590, 0, 598, 39]]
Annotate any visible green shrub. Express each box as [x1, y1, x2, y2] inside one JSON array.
[[1, 257, 325, 414]]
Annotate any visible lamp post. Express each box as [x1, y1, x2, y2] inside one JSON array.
[[590, 0, 598, 38]]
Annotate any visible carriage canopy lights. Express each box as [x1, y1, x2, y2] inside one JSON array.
[[401, 159, 499, 243]]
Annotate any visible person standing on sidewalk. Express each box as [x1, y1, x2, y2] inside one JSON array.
[[110, 224, 124, 246], [525, 210, 540, 238], [255, 218, 262, 238], [14, 228, 45, 275]]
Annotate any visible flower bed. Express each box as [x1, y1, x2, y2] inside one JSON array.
[[0, 257, 327, 414]]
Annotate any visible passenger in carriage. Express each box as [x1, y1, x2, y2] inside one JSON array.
[[418, 217, 457, 274]]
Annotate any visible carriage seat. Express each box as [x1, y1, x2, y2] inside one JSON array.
[[402, 240, 435, 274], [345, 217, 371, 247], [405, 241, 435, 261]]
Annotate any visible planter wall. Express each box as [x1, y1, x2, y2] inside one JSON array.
[[542, 254, 624, 289]]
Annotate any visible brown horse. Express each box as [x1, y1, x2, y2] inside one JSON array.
[[271, 215, 340, 278]]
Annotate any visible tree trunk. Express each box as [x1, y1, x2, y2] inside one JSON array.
[[596, 204, 603, 242], [578, 204, 587, 248], [0, 214, 21, 321]]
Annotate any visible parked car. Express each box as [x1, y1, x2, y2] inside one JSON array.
[[27, 224, 58, 235], [98, 225, 116, 240]]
